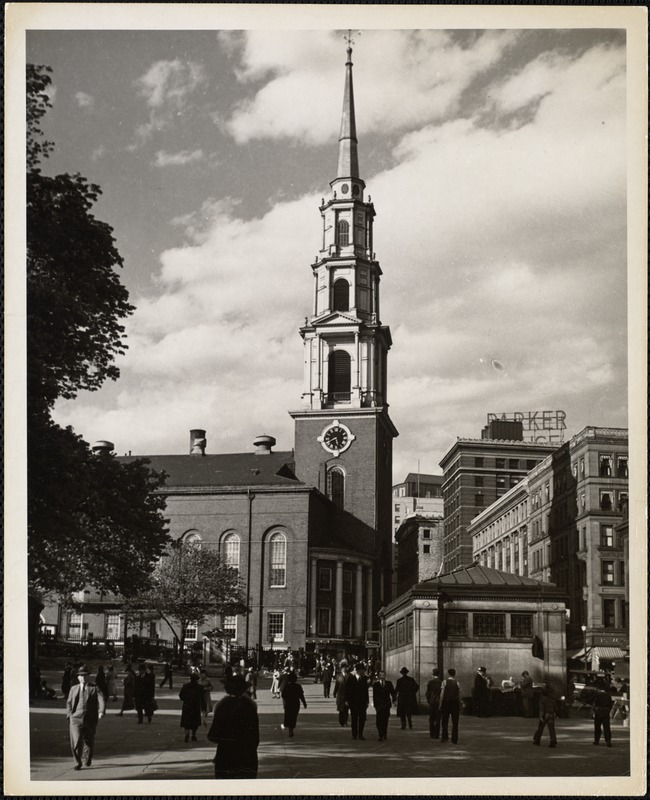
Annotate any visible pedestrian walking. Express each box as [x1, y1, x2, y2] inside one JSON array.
[[333, 664, 350, 726], [532, 687, 557, 748], [65, 665, 105, 770], [208, 674, 259, 778], [159, 660, 173, 689], [344, 662, 370, 740], [106, 665, 118, 702], [179, 672, 204, 742], [95, 665, 108, 699], [425, 668, 443, 739], [245, 666, 258, 700], [61, 662, 73, 699], [314, 659, 322, 684], [519, 670, 535, 717], [117, 664, 135, 716], [200, 669, 214, 726], [592, 682, 614, 747], [473, 666, 491, 717], [439, 668, 462, 744], [281, 671, 307, 737], [395, 667, 419, 729], [322, 661, 334, 698], [372, 670, 396, 741], [134, 663, 155, 724], [270, 668, 281, 698]]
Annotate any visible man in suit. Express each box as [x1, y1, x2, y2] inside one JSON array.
[[439, 668, 462, 744], [66, 665, 106, 770], [425, 667, 443, 739], [344, 662, 370, 740], [372, 670, 396, 741], [333, 664, 350, 726]]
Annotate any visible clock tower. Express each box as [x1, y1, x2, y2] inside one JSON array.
[[290, 39, 398, 604]]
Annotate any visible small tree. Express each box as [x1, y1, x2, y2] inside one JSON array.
[[126, 542, 248, 665]]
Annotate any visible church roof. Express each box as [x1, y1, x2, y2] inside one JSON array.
[[413, 564, 561, 594], [117, 452, 304, 490]]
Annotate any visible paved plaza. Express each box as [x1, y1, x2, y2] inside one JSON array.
[[28, 671, 631, 783]]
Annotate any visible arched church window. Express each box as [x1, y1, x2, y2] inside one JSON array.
[[333, 279, 350, 312], [269, 532, 287, 587], [337, 219, 350, 247], [328, 350, 351, 400], [221, 532, 240, 571], [327, 467, 345, 510], [183, 531, 202, 548]]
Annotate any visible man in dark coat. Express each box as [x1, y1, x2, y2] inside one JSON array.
[[179, 673, 204, 742], [333, 664, 350, 726], [322, 661, 334, 698], [439, 668, 462, 744], [344, 662, 370, 740], [592, 682, 614, 747], [66, 665, 106, 770], [425, 667, 443, 739], [395, 667, 419, 729], [208, 674, 260, 779], [473, 666, 491, 717], [159, 660, 173, 688], [134, 663, 155, 723], [372, 670, 396, 741], [533, 686, 557, 747], [520, 670, 534, 717]]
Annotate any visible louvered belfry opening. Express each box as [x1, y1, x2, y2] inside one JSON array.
[[337, 219, 350, 247], [333, 278, 350, 312], [328, 349, 351, 402]]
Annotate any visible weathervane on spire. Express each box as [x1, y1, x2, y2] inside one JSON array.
[[343, 29, 362, 54]]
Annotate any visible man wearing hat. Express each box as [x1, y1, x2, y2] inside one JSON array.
[[395, 667, 419, 730], [473, 666, 491, 717], [65, 665, 105, 770], [344, 662, 370, 740], [208, 674, 260, 778]]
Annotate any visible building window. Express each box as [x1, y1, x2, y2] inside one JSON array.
[[474, 613, 505, 638], [475, 476, 484, 487], [599, 454, 612, 477], [602, 599, 616, 629], [387, 624, 396, 650], [619, 561, 625, 586], [332, 278, 350, 311], [474, 494, 484, 507], [148, 621, 158, 639], [496, 475, 506, 489], [601, 525, 614, 548], [319, 566, 332, 591], [399, 487, 406, 497], [423, 544, 431, 554], [422, 529, 431, 539], [617, 492, 628, 512], [68, 612, 85, 640], [317, 608, 331, 636], [185, 622, 198, 641], [342, 608, 352, 637], [446, 612, 468, 637], [328, 350, 351, 400], [336, 219, 350, 247], [183, 531, 202, 548], [327, 467, 345, 510], [580, 458, 585, 476], [510, 476, 521, 488], [269, 532, 287, 587], [106, 613, 121, 640], [268, 612, 285, 642], [617, 456, 628, 478], [407, 614, 414, 642], [221, 532, 240, 570], [511, 613, 533, 638], [394, 504, 400, 511], [343, 569, 353, 593], [397, 619, 406, 646], [599, 491, 613, 511], [527, 459, 537, 470], [509, 459, 519, 470], [544, 483, 550, 501], [581, 493, 586, 511], [620, 599, 627, 629], [601, 561, 615, 584], [223, 615, 237, 641], [475, 457, 484, 468], [496, 458, 505, 469]]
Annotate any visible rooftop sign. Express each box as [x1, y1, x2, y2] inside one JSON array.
[[487, 411, 566, 443]]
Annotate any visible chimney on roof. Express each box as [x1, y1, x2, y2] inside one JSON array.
[[91, 440, 114, 456], [253, 434, 275, 455], [190, 429, 206, 456]]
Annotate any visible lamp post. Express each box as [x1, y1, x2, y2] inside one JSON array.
[[581, 624, 588, 672]]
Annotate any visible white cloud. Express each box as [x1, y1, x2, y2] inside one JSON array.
[[91, 144, 106, 161], [74, 91, 94, 108], [154, 149, 205, 167]]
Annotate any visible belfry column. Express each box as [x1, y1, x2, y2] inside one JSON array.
[[335, 561, 344, 635], [366, 566, 373, 635], [355, 564, 363, 637], [310, 558, 318, 634]]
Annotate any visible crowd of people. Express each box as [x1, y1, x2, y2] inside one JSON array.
[[53, 655, 626, 776]]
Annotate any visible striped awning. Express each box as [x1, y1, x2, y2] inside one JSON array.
[[592, 646, 627, 660]]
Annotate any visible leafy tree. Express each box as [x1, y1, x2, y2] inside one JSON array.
[[26, 64, 169, 596], [125, 542, 248, 664]]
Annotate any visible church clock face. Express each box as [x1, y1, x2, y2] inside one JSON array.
[[317, 420, 355, 456]]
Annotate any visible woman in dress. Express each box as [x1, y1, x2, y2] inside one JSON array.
[[179, 672, 204, 742], [281, 671, 307, 737], [199, 669, 214, 726], [270, 668, 281, 698], [117, 664, 136, 716], [106, 665, 118, 701]]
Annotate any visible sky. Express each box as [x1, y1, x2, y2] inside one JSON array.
[[26, 25, 630, 481]]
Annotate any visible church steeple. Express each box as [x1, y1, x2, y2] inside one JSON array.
[[337, 43, 359, 180]]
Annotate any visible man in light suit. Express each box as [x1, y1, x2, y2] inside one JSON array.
[[66, 665, 105, 770]]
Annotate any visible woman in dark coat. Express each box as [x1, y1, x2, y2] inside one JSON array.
[[95, 666, 108, 699], [281, 671, 307, 737], [179, 672, 204, 742], [395, 667, 419, 729], [117, 665, 136, 716], [208, 675, 260, 779]]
